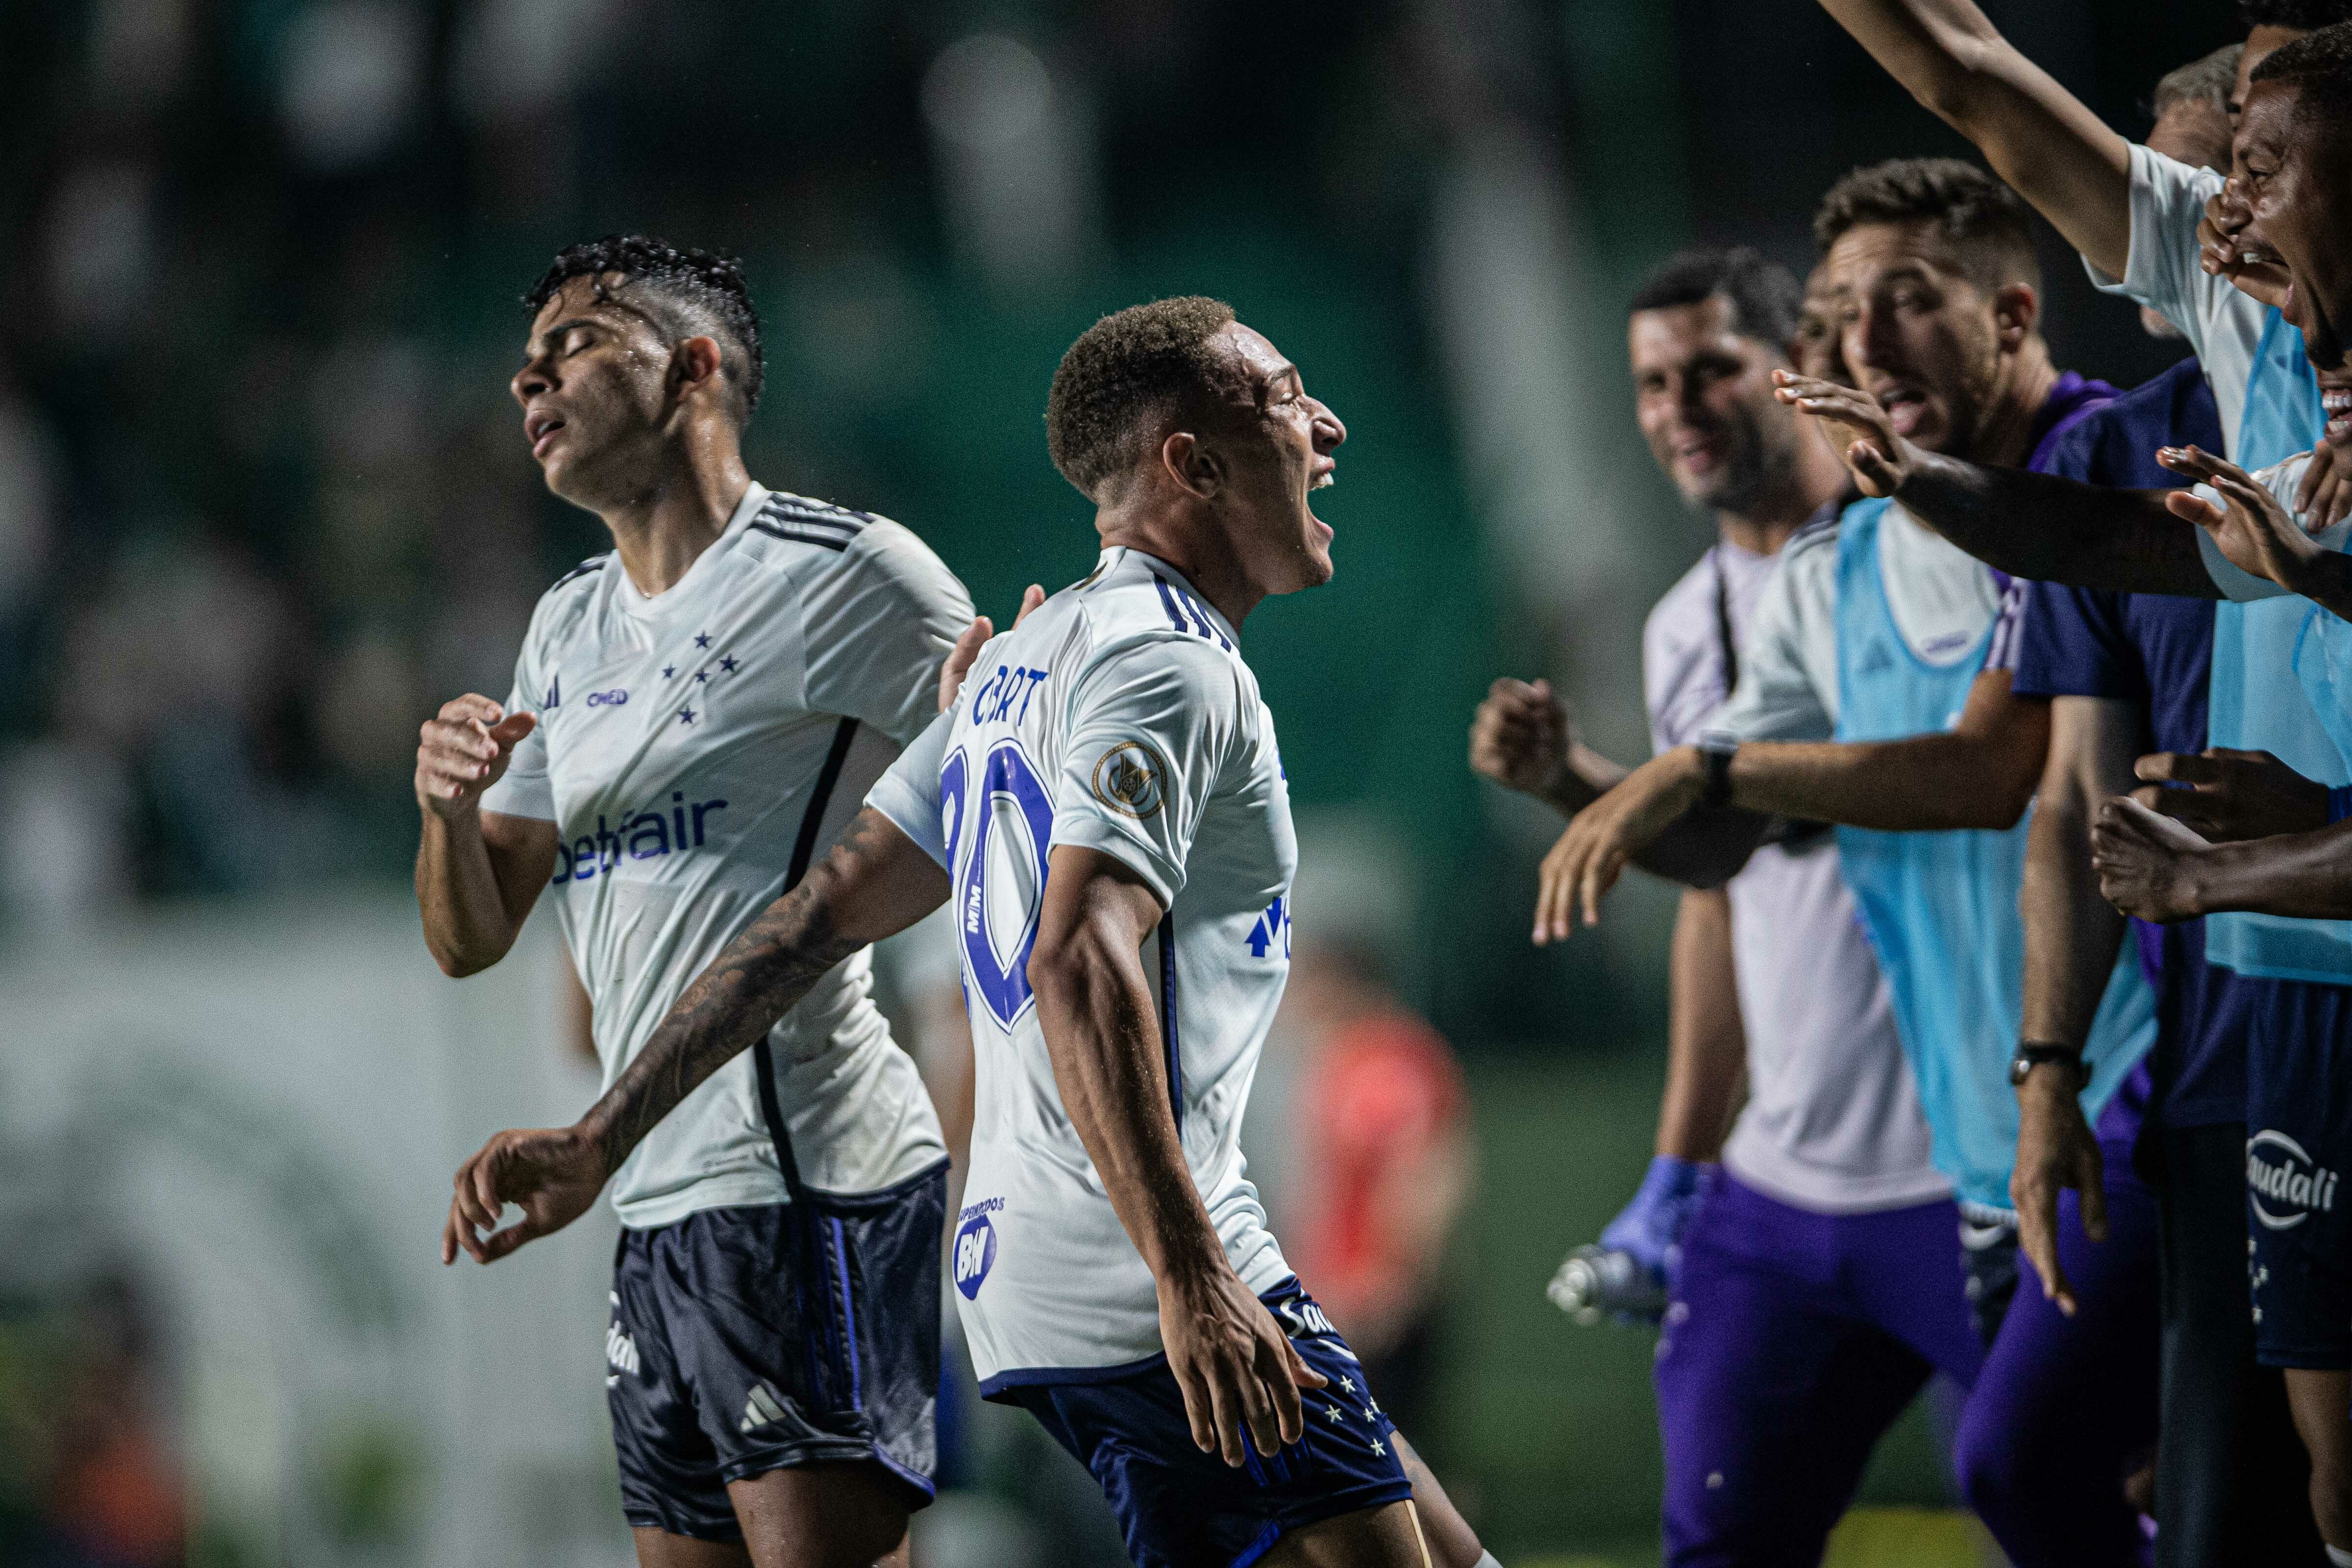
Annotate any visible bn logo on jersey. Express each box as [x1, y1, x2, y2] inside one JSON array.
[[1091, 741, 1165, 818], [2249, 1129, 2341, 1230], [953, 1199, 1002, 1299]]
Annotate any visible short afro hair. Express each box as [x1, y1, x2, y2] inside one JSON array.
[[1046, 297, 1251, 502], [2239, 0, 2352, 30], [1813, 157, 2041, 295], [1627, 247, 1806, 352], [2250, 18, 2352, 126], [524, 235, 765, 421]]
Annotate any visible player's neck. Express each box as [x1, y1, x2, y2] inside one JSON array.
[[1713, 439, 1846, 557], [1966, 343, 2059, 470], [595, 441, 752, 598], [1097, 505, 1262, 629]]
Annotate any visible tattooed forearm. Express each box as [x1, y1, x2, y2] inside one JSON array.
[[1897, 453, 2221, 598]]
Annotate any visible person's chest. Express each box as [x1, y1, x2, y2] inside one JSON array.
[[2124, 596, 2215, 757]]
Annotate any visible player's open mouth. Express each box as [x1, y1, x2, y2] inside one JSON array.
[[1876, 385, 1928, 437], [527, 411, 567, 459], [1311, 457, 1336, 491], [2324, 385, 2352, 445]]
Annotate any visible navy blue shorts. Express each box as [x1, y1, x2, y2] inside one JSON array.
[[1002, 1281, 1414, 1568], [2246, 979, 2352, 1369], [605, 1165, 947, 1541]]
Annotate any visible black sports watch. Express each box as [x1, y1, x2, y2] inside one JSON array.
[[1696, 731, 1739, 810], [2008, 1042, 2086, 1088]]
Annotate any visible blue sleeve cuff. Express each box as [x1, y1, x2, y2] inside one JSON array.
[[2329, 786, 2352, 825]]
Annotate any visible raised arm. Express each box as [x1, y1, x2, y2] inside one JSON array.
[[1028, 844, 1322, 1468], [1778, 373, 2223, 597], [1817, 0, 2132, 276], [414, 692, 557, 976], [441, 806, 948, 1265]]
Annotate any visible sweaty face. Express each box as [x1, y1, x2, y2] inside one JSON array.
[[1627, 298, 1796, 513], [510, 277, 684, 505], [2234, 80, 2352, 372], [1825, 221, 2007, 459], [1206, 321, 1346, 596]]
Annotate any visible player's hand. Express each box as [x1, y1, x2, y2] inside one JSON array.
[[1596, 1156, 1714, 1323], [2296, 422, 2352, 532], [2127, 747, 2328, 844], [2090, 795, 2216, 924], [937, 585, 1045, 714], [1469, 677, 1574, 802], [2198, 183, 2292, 310], [2009, 1060, 2104, 1317], [441, 1124, 610, 1266], [1772, 371, 1917, 498], [1157, 1259, 1326, 1467], [1533, 750, 1704, 942], [417, 694, 537, 821], [2158, 445, 2331, 596]]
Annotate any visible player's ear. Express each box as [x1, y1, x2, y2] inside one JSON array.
[[1162, 430, 1222, 501], [673, 335, 725, 400], [1990, 283, 2038, 351]]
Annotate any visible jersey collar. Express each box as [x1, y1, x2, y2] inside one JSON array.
[[1108, 547, 1240, 648], [612, 481, 769, 620]]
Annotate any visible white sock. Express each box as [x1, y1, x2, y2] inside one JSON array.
[[2324, 1545, 2352, 1567]]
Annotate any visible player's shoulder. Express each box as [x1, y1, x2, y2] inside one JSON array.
[[1065, 551, 1249, 682], [1645, 548, 1725, 647], [2252, 450, 2314, 507], [522, 550, 615, 656], [739, 486, 969, 608]]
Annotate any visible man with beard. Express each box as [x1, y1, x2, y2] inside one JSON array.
[[1530, 160, 2163, 1568], [1473, 247, 1969, 1566]]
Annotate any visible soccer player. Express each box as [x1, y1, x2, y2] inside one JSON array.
[[1472, 247, 1975, 1566], [440, 298, 1500, 1568], [419, 237, 973, 1568], [1533, 160, 2164, 1568]]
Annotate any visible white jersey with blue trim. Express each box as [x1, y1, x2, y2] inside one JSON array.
[[866, 545, 1296, 1390], [480, 482, 966, 1228]]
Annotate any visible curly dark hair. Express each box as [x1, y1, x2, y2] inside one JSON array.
[[523, 235, 765, 421], [1046, 297, 1250, 502], [2239, 0, 2352, 31], [1812, 157, 2040, 295], [1627, 247, 1806, 351], [2250, 18, 2352, 125]]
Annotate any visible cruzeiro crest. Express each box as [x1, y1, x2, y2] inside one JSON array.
[[1091, 741, 1166, 818]]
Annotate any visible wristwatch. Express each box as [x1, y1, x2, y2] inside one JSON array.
[[2008, 1042, 2086, 1087], [1696, 731, 1739, 810]]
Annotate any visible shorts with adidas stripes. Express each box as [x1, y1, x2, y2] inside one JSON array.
[[603, 1165, 947, 1541], [1002, 1279, 1415, 1568]]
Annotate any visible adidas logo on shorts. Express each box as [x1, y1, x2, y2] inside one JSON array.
[[740, 1383, 790, 1433]]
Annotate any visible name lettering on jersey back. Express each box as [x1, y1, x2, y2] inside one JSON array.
[[968, 664, 1049, 726], [552, 791, 730, 883]]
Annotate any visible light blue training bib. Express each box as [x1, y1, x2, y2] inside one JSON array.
[[2204, 309, 2350, 982], [1831, 498, 2155, 1213]]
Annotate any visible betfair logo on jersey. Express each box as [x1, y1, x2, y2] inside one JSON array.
[[551, 793, 729, 883], [953, 1197, 1001, 1299], [2248, 1129, 2340, 1230], [1090, 741, 1165, 818]]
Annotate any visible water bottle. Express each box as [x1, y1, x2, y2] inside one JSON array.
[[1546, 1244, 1667, 1326]]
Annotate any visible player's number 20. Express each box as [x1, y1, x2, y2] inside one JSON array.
[[942, 740, 1055, 1028]]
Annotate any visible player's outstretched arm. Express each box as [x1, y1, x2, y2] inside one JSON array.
[[441, 807, 948, 1266], [2011, 697, 2139, 1317], [1028, 845, 1326, 1468], [2159, 447, 2352, 621], [1777, 373, 2222, 598], [415, 694, 556, 976], [1816, 0, 2131, 277], [2094, 796, 2352, 924]]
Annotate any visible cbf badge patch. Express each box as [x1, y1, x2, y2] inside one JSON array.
[[1090, 741, 1165, 817], [953, 1200, 1001, 1299]]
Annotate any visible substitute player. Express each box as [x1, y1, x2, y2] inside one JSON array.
[[1473, 247, 1975, 1566], [1535, 161, 2162, 1568], [420, 237, 972, 1568], [439, 298, 1500, 1568]]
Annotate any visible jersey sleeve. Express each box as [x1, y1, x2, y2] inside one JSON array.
[[2194, 456, 2342, 601], [479, 628, 556, 821], [865, 707, 954, 868], [1049, 637, 1242, 908], [1709, 537, 1836, 743], [2088, 146, 2226, 353], [798, 523, 977, 748]]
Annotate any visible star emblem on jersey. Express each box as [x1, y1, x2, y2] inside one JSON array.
[[678, 708, 696, 725], [1338, 1376, 1355, 1394], [719, 656, 738, 673], [1369, 1437, 1386, 1457], [662, 665, 675, 679], [1089, 740, 1166, 818], [694, 632, 712, 648], [1323, 1404, 1343, 1423]]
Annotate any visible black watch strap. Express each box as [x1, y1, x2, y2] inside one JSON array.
[[1696, 732, 1738, 810], [2009, 1042, 2085, 1087]]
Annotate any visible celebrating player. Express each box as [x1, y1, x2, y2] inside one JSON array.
[[1472, 247, 1975, 1565], [1533, 160, 2166, 1567], [441, 298, 1501, 1568], [420, 237, 973, 1568]]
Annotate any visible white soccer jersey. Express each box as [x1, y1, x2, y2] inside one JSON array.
[[866, 546, 1295, 1391], [480, 482, 968, 1228]]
